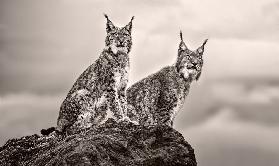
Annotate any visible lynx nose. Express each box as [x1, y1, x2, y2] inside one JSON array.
[[117, 38, 125, 46], [187, 63, 195, 69], [193, 59, 198, 65], [120, 39, 125, 45]]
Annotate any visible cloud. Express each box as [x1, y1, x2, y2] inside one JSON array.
[[0, 0, 106, 94], [210, 83, 279, 105], [262, 2, 279, 23], [180, 109, 279, 166], [0, 93, 63, 145], [178, 0, 279, 41], [173, 79, 279, 130], [1, 0, 279, 95], [204, 38, 279, 79]]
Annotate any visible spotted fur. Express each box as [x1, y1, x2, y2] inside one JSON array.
[[56, 14, 135, 134], [127, 32, 207, 127]]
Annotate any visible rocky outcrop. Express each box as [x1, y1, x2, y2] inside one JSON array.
[[0, 119, 196, 166]]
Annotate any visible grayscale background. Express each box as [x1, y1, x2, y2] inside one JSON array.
[[1, 0, 279, 165]]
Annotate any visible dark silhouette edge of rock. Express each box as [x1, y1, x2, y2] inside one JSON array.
[[0, 119, 197, 166]]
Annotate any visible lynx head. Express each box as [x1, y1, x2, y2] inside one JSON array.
[[176, 31, 207, 81], [104, 14, 134, 54]]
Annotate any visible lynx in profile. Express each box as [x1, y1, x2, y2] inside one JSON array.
[[49, 14, 135, 135], [127, 32, 207, 127]]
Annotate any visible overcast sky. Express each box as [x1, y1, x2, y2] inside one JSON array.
[[0, 0, 279, 166], [0, 0, 279, 94]]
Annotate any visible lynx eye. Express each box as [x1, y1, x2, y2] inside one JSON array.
[[109, 36, 114, 40]]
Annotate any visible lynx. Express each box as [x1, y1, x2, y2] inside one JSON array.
[[127, 32, 207, 127], [43, 14, 135, 135]]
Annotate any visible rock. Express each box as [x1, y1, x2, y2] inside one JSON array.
[[0, 119, 196, 166]]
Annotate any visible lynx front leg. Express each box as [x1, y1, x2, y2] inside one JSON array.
[[156, 91, 177, 127], [107, 90, 124, 121], [118, 87, 139, 125], [156, 107, 173, 127], [118, 86, 128, 116]]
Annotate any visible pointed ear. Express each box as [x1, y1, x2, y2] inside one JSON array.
[[197, 39, 208, 54], [179, 31, 188, 51], [179, 41, 188, 51], [123, 16, 134, 33], [104, 14, 115, 33]]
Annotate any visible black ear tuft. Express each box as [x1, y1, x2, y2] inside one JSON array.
[[180, 30, 183, 41], [104, 13, 115, 33], [104, 13, 109, 20], [178, 31, 188, 52], [202, 39, 208, 47], [131, 16, 135, 22], [124, 16, 134, 33]]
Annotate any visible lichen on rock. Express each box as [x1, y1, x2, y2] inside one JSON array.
[[0, 119, 196, 166]]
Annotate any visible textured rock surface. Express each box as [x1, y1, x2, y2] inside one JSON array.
[[0, 119, 196, 166]]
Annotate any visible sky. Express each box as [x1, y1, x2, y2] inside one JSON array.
[[0, 0, 279, 165]]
